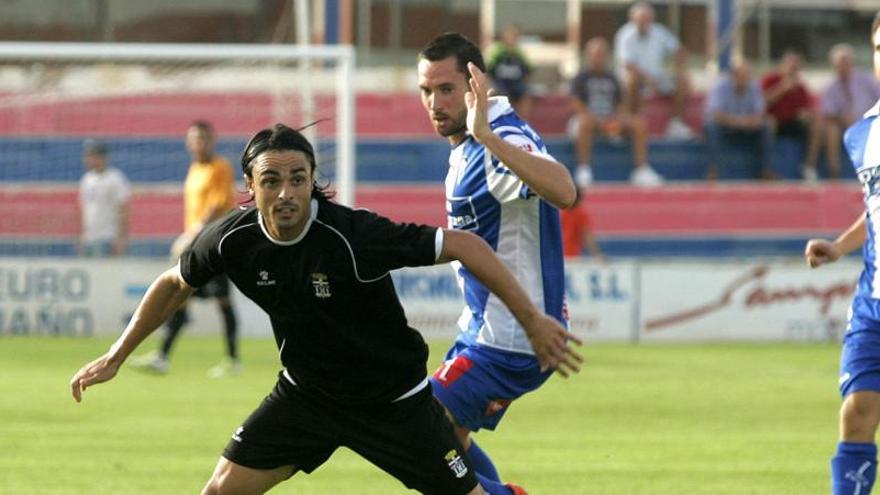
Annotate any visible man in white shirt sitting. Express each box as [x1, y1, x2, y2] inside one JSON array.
[[614, 1, 694, 139]]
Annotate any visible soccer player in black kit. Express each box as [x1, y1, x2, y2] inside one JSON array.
[[69, 124, 582, 495]]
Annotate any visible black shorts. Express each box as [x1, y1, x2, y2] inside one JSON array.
[[222, 376, 478, 495], [192, 274, 230, 299]]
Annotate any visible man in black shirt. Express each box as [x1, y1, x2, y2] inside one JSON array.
[[570, 36, 661, 187], [69, 124, 582, 495]]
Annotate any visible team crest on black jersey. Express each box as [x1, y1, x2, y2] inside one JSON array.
[[311, 273, 331, 298]]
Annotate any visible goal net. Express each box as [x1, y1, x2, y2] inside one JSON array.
[[0, 42, 355, 258]]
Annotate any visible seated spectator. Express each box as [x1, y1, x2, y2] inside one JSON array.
[[821, 43, 880, 178], [486, 24, 532, 119], [761, 50, 822, 182], [704, 58, 773, 180], [570, 37, 662, 188], [561, 188, 606, 262], [614, 1, 693, 139]]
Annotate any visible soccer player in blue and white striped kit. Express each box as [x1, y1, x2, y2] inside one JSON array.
[[805, 12, 880, 495], [418, 33, 579, 495]]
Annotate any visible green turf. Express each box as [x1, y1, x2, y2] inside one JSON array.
[[0, 336, 842, 494]]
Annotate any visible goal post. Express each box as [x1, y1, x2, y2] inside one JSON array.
[[0, 41, 356, 256]]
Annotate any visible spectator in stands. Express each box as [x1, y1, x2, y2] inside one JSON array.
[[78, 139, 131, 257], [130, 120, 240, 378], [614, 1, 693, 139], [704, 58, 773, 180], [570, 37, 662, 188], [486, 24, 532, 119], [761, 50, 823, 182], [821, 43, 880, 178], [561, 188, 606, 262]]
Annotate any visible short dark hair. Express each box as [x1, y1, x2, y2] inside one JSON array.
[[418, 32, 486, 77], [83, 138, 107, 156], [240, 123, 330, 199], [189, 119, 214, 135], [873, 11, 880, 36]]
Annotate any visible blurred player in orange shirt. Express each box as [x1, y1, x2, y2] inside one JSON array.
[[560, 188, 606, 262], [132, 120, 240, 377]]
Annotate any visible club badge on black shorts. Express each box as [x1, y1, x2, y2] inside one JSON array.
[[445, 449, 468, 478]]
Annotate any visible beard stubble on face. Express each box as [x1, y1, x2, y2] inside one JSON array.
[[433, 108, 468, 138]]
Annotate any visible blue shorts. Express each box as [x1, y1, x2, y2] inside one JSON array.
[[429, 341, 551, 432], [839, 324, 880, 398]]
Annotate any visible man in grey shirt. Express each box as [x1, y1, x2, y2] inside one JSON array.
[[703, 59, 773, 180], [821, 43, 880, 178]]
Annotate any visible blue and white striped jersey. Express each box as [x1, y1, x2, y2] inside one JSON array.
[[846, 98, 880, 325], [445, 96, 566, 354]]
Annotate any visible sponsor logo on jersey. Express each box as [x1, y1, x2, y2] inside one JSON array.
[[257, 270, 276, 287], [311, 273, 331, 299], [445, 449, 468, 478], [447, 196, 479, 231]]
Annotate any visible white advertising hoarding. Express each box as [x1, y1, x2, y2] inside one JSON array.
[[391, 262, 637, 342], [639, 260, 860, 342], [0, 258, 271, 338], [563, 261, 637, 341], [0, 258, 864, 343]]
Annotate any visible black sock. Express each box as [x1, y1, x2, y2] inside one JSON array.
[[160, 308, 188, 359], [220, 304, 238, 360]]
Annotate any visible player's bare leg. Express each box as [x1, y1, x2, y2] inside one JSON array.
[[840, 391, 880, 442], [201, 457, 296, 495]]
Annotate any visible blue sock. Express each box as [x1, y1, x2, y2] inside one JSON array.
[[832, 441, 877, 495], [468, 440, 500, 482], [475, 472, 513, 495]]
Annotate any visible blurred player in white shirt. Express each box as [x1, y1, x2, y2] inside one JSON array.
[[78, 139, 130, 257]]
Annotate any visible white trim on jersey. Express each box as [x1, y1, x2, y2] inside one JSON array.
[[487, 96, 514, 121], [855, 114, 880, 297], [283, 367, 428, 403], [863, 120, 880, 173], [392, 377, 429, 402], [477, 197, 545, 352], [218, 222, 259, 255], [313, 218, 389, 283], [484, 147, 523, 203], [257, 198, 318, 246], [434, 228, 445, 262]]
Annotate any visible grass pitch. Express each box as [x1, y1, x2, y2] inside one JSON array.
[[0, 336, 840, 494]]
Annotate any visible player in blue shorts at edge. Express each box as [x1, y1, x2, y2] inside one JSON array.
[[805, 12, 880, 495], [418, 33, 578, 495]]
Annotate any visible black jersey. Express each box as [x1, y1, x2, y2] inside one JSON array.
[[179, 196, 441, 405]]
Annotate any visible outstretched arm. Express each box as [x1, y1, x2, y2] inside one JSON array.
[[438, 229, 583, 377], [69, 265, 193, 402], [465, 62, 577, 209], [805, 214, 866, 268]]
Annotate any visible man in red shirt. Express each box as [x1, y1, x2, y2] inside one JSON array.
[[761, 50, 822, 181], [560, 188, 606, 262]]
